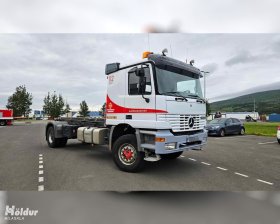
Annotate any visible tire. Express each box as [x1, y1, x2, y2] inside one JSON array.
[[0, 120, 6, 126], [219, 129, 225, 137], [46, 126, 67, 148], [161, 151, 183, 160], [239, 127, 245, 135], [112, 134, 144, 172], [278, 139, 280, 144]]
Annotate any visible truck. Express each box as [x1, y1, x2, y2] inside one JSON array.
[[0, 109, 13, 126], [45, 50, 208, 172]]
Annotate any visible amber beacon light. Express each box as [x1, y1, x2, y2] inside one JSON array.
[[142, 51, 153, 59]]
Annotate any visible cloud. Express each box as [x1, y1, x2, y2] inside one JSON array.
[[225, 51, 261, 66], [201, 63, 218, 73], [0, 34, 280, 110], [0, 0, 280, 32]]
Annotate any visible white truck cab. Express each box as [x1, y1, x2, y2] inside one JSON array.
[[45, 51, 208, 172]]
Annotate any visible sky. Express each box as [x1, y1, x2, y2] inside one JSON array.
[[0, 0, 279, 33], [0, 34, 280, 111]]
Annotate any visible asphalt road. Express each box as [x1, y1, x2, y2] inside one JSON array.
[[0, 122, 279, 191]]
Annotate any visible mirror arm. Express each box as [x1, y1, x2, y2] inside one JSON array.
[[142, 94, 150, 103]]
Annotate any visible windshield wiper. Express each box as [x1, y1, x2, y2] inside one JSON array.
[[185, 93, 206, 103], [161, 91, 188, 101]]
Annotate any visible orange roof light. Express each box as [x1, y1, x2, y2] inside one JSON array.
[[142, 51, 153, 59]]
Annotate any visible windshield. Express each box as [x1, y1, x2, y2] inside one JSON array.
[[155, 68, 203, 99], [209, 118, 226, 124]]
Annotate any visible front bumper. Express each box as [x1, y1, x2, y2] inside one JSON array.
[[207, 129, 219, 135], [140, 129, 208, 155]]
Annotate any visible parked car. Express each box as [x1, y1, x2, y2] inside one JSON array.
[[277, 126, 280, 144], [206, 118, 245, 137]]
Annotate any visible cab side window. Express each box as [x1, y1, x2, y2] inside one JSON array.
[[128, 66, 152, 95]]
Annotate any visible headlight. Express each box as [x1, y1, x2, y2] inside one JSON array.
[[165, 142, 177, 150], [213, 125, 220, 129]]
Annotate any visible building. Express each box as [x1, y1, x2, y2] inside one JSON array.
[[268, 114, 280, 122]]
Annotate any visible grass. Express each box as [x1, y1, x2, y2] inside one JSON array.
[[244, 122, 280, 137]]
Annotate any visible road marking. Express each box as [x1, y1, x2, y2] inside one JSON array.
[[234, 172, 249, 178], [258, 141, 277, 145], [217, 166, 228, 171], [180, 155, 185, 158], [38, 154, 44, 191], [183, 157, 275, 188], [257, 179, 274, 185], [38, 185, 44, 191]]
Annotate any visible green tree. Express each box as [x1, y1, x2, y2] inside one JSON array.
[[100, 103, 106, 117], [64, 103, 71, 117], [79, 100, 89, 118], [6, 85, 33, 117], [43, 92, 65, 119], [206, 100, 211, 116]]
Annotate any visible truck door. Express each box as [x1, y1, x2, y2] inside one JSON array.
[[124, 64, 156, 129]]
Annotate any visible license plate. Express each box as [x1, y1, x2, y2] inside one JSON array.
[[188, 136, 199, 142]]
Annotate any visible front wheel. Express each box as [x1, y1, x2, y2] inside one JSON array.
[[239, 128, 245, 135], [112, 134, 144, 172], [0, 120, 6, 126], [219, 129, 225, 137], [161, 151, 183, 160]]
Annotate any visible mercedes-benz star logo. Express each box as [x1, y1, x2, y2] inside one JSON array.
[[188, 117, 195, 128]]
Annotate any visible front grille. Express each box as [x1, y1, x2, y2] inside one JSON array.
[[158, 114, 206, 132]]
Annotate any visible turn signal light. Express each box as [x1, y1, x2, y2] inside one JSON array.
[[155, 137, 165, 142], [142, 51, 153, 59]]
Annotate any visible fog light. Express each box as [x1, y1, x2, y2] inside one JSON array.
[[165, 142, 176, 150]]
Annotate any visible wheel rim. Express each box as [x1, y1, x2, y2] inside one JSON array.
[[118, 143, 137, 165], [221, 130, 225, 136], [241, 129, 244, 135], [48, 130, 53, 144], [0, 121, 4, 126]]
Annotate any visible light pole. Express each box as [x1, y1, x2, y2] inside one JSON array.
[[201, 71, 210, 100]]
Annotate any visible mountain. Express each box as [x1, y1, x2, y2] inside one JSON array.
[[210, 89, 280, 115]]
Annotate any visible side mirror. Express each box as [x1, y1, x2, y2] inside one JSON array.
[[105, 63, 120, 75]]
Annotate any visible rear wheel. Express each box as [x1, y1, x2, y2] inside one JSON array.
[[112, 134, 144, 172], [0, 120, 6, 126], [161, 151, 183, 160], [46, 126, 67, 148], [219, 129, 225, 137]]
